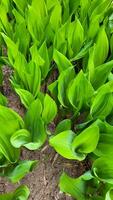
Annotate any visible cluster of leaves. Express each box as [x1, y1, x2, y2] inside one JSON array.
[[0, 0, 113, 199]]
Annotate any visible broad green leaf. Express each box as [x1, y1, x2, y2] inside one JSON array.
[[14, 22, 30, 55], [87, 45, 95, 81], [67, 70, 94, 111], [15, 88, 34, 109], [39, 41, 50, 79], [94, 26, 109, 67], [13, 54, 41, 98], [91, 60, 113, 89], [0, 153, 9, 168], [88, 16, 100, 39], [30, 44, 45, 67], [110, 34, 113, 55], [27, 0, 47, 43], [48, 80, 58, 100], [93, 119, 113, 135], [59, 172, 93, 200], [50, 125, 99, 161], [42, 94, 57, 124], [0, 105, 24, 128], [25, 98, 42, 123], [58, 67, 75, 107], [90, 81, 113, 119], [0, 3, 12, 36], [61, 0, 70, 23], [10, 129, 31, 149], [69, 0, 80, 14], [72, 125, 99, 158], [0, 105, 24, 163], [94, 133, 113, 157], [0, 92, 7, 106], [92, 157, 113, 184], [80, 0, 90, 22], [105, 188, 113, 200], [90, 0, 112, 21], [53, 49, 72, 73], [54, 20, 69, 55], [71, 41, 93, 61], [13, 8, 25, 24], [0, 185, 30, 200], [1, 33, 19, 65], [55, 119, 71, 134], [67, 21, 76, 58], [71, 17, 84, 55], [24, 99, 47, 149], [13, 51, 27, 80], [13, 0, 27, 15], [50, 2, 61, 32], [4, 160, 37, 183], [46, 0, 58, 10], [26, 61, 41, 98], [49, 130, 76, 159]]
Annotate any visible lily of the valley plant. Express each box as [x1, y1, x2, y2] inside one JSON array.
[[0, 0, 113, 199]]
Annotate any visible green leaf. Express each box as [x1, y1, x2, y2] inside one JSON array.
[[42, 94, 57, 124], [27, 0, 47, 43], [13, 8, 25, 24], [94, 133, 113, 157], [49, 130, 76, 159], [5, 160, 37, 183], [71, 17, 84, 55], [30, 43, 44, 65], [48, 80, 58, 100], [67, 70, 94, 111], [0, 185, 30, 200], [53, 49, 72, 73], [0, 105, 24, 163], [50, 125, 99, 160], [80, 0, 90, 22], [26, 61, 41, 98], [72, 125, 99, 159], [71, 41, 93, 61], [110, 34, 113, 54], [1, 33, 19, 65], [14, 22, 30, 55], [55, 119, 71, 134], [92, 157, 113, 184], [13, 0, 27, 15], [69, 0, 80, 14], [10, 129, 31, 149], [87, 45, 95, 81], [105, 188, 113, 200], [90, 81, 113, 119], [38, 41, 50, 79], [0, 3, 12, 36], [89, 0, 112, 21], [54, 20, 69, 55], [0, 92, 7, 106], [15, 88, 34, 109], [58, 67, 75, 107], [91, 60, 113, 90], [88, 16, 100, 40], [94, 26, 109, 67], [24, 99, 47, 149], [50, 2, 61, 32], [59, 172, 93, 200], [13, 52, 41, 98]]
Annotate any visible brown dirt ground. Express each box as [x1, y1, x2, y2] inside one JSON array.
[[0, 66, 89, 200]]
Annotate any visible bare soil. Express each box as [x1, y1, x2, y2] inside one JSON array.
[[0, 66, 89, 200]]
